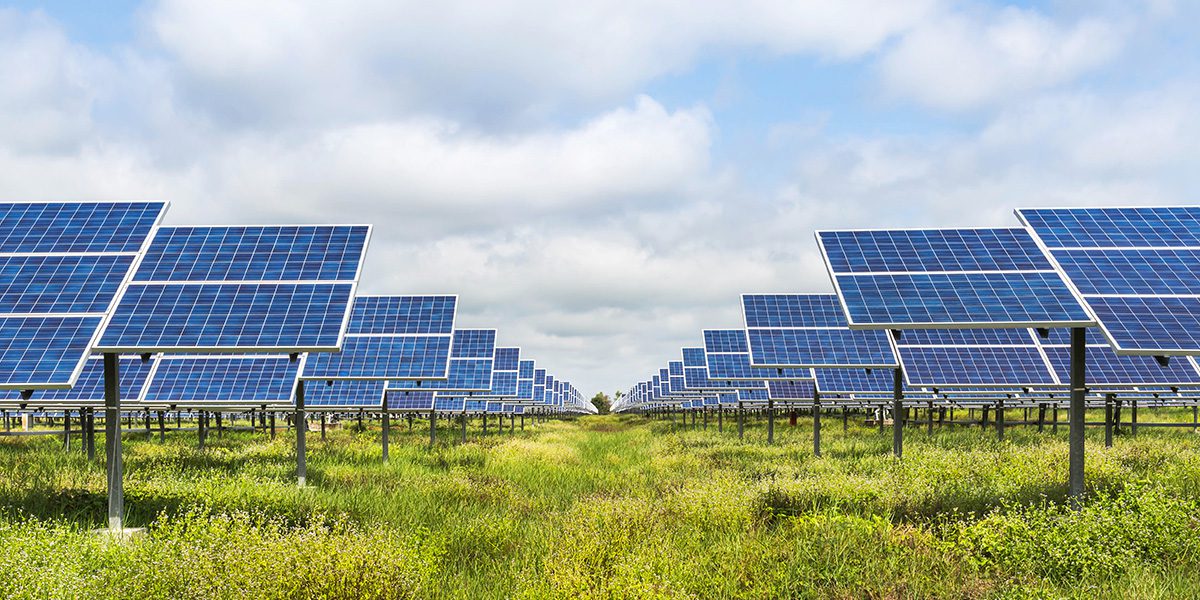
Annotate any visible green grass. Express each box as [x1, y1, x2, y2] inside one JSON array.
[[2, 411, 1200, 598]]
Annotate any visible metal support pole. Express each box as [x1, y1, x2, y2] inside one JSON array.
[[812, 395, 821, 457], [269, 412, 276, 440], [1104, 394, 1113, 448], [461, 413, 468, 443], [158, 411, 165, 443], [103, 353, 123, 531], [381, 405, 390, 462], [878, 405, 884, 433], [1194, 405, 1198, 433], [1131, 399, 1139, 436], [321, 413, 326, 440], [1038, 403, 1046, 433], [86, 408, 95, 460], [927, 400, 933, 435], [296, 380, 307, 487], [997, 399, 1005, 442], [718, 407, 723, 432], [144, 410, 151, 436], [62, 409, 70, 450], [482, 414, 488, 435], [1069, 327, 1086, 500], [767, 398, 775, 444], [216, 412, 223, 438], [893, 367, 903, 459], [198, 410, 206, 449], [842, 405, 848, 431], [429, 411, 437, 447], [521, 414, 525, 431]]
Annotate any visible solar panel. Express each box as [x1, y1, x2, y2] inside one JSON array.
[[1039, 340, 1200, 388], [767, 380, 816, 400], [386, 329, 495, 393], [302, 296, 456, 380], [1018, 207, 1200, 354], [813, 368, 900, 394], [0, 356, 153, 404], [142, 355, 301, 406], [303, 379, 386, 408], [741, 295, 899, 368], [518, 360, 535, 379], [387, 391, 436, 412], [452, 329, 497, 359], [96, 224, 369, 353], [894, 328, 1059, 388], [433, 395, 466, 412], [816, 228, 1093, 328], [0, 202, 167, 389], [464, 399, 488, 413], [704, 328, 817, 380]]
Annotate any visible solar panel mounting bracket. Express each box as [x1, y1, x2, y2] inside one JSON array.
[[1154, 355, 1171, 368], [1036, 328, 1050, 339]]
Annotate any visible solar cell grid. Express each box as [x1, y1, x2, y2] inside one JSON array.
[[304, 335, 451, 380], [767, 380, 816, 400], [304, 379, 386, 407], [703, 330, 749, 353], [133, 226, 369, 282], [144, 356, 300, 404], [0, 316, 104, 388], [0, 202, 164, 254], [746, 328, 896, 368], [347, 295, 456, 335], [1019, 207, 1200, 249], [0, 356, 151, 403], [433, 396, 466, 412], [819, 228, 1053, 274], [99, 283, 354, 351], [813, 368, 897, 394], [668, 361, 684, 377], [388, 391, 436, 411], [682, 347, 706, 368], [490, 371, 519, 396], [452, 329, 496, 359], [518, 360, 534, 379], [900, 346, 1057, 387], [742, 293, 847, 328], [494, 347, 520, 372], [0, 255, 136, 314]]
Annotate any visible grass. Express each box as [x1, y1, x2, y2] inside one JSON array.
[[1, 410, 1199, 598]]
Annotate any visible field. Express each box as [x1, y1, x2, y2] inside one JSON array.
[[2, 411, 1200, 599]]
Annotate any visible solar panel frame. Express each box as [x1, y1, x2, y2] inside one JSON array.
[[141, 353, 303, 407], [894, 328, 1062, 388], [741, 295, 900, 368], [303, 379, 387, 409]]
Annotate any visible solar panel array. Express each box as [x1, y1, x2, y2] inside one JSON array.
[[96, 225, 370, 353], [742, 294, 897, 368], [0, 202, 166, 389], [816, 228, 1093, 329], [143, 355, 302, 406], [386, 329, 496, 393], [1018, 207, 1200, 355]]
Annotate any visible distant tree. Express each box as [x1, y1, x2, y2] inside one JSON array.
[[591, 392, 611, 415]]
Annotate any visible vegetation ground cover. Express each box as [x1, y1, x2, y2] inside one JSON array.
[[2, 411, 1199, 598]]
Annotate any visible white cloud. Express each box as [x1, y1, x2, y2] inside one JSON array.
[[878, 6, 1124, 110], [144, 0, 938, 126]]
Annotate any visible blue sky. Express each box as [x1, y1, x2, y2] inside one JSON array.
[[1, 1, 1198, 393]]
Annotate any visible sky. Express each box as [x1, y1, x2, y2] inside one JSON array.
[[2, 1, 1199, 396]]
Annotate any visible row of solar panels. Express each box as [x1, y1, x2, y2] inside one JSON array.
[[0, 202, 594, 415], [616, 206, 1200, 413]]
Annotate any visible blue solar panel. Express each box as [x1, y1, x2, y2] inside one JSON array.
[[819, 228, 1053, 274], [133, 226, 368, 282], [388, 358, 493, 392], [1019, 207, 1200, 355], [1042, 344, 1200, 386], [346, 295, 456, 335], [718, 392, 738, 405], [818, 228, 1091, 328], [486, 401, 504, 414], [899, 347, 1057, 387], [746, 329, 896, 368], [0, 316, 103, 388], [490, 371, 519, 396], [388, 391, 436, 411], [813, 368, 897, 394], [99, 283, 353, 351], [0, 255, 136, 314], [0, 202, 164, 253], [669, 375, 686, 393], [434, 395, 466, 412], [896, 328, 1031, 345], [0, 202, 167, 389], [303, 379, 386, 407], [0, 356, 152, 403], [465, 399, 488, 412], [738, 389, 768, 403], [452, 329, 496, 359], [1018, 207, 1200, 249], [682, 347, 706, 368], [143, 356, 300, 404], [494, 347, 520, 372], [668, 361, 684, 377], [834, 272, 1091, 327], [303, 335, 451, 379], [518, 360, 534, 379], [742, 294, 848, 328], [767, 380, 816, 400], [741, 294, 900, 368], [517, 379, 533, 399], [703, 330, 748, 353]]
